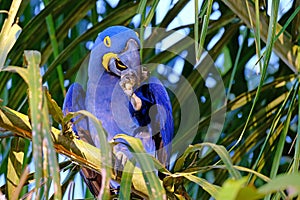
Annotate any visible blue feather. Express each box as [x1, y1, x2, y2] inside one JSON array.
[[129, 77, 174, 168], [63, 83, 87, 135]]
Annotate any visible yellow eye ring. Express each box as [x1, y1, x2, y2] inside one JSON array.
[[104, 36, 111, 47]]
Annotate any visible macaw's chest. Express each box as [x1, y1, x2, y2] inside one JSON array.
[[87, 72, 138, 141]]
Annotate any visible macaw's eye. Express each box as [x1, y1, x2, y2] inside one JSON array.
[[115, 59, 127, 71], [104, 36, 111, 47]]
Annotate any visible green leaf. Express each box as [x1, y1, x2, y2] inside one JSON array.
[[136, 0, 147, 14], [0, 0, 22, 69], [41, 92, 62, 199], [3, 66, 28, 84], [196, 0, 213, 61], [73, 110, 111, 199], [185, 174, 220, 199], [24, 50, 44, 198], [174, 143, 242, 180], [250, 81, 298, 182], [143, 0, 160, 27], [44, 88, 64, 124], [214, 165, 272, 183], [113, 134, 166, 200], [216, 177, 263, 200], [270, 82, 298, 179], [119, 160, 136, 200], [235, 186, 263, 200], [294, 76, 300, 172], [258, 173, 300, 198], [174, 145, 202, 172], [0, 24, 22, 69], [226, 29, 246, 98], [43, 0, 65, 96], [24, 50, 61, 199], [6, 137, 25, 200]]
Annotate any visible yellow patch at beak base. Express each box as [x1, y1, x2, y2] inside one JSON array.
[[102, 52, 127, 72], [102, 52, 118, 71]]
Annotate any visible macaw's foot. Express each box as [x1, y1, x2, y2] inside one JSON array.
[[119, 69, 137, 97], [119, 69, 142, 111], [114, 151, 128, 178]]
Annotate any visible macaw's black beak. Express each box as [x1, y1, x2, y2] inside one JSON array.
[[106, 39, 147, 85], [117, 39, 141, 82], [105, 39, 139, 74], [118, 39, 140, 68]]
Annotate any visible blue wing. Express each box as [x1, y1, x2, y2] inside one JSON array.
[[63, 83, 85, 115], [129, 77, 174, 168], [62, 83, 95, 144], [63, 83, 102, 196]]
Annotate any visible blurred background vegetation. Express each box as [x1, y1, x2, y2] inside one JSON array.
[[0, 0, 300, 199]]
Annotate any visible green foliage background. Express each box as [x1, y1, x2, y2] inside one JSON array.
[[0, 0, 300, 199]]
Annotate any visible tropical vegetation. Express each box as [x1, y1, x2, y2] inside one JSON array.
[[0, 0, 300, 199]]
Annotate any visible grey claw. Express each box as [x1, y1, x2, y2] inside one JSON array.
[[119, 69, 138, 97]]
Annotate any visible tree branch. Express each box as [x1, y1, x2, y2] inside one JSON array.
[[0, 106, 149, 197]]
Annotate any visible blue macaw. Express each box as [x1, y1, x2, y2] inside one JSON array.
[[63, 26, 174, 196]]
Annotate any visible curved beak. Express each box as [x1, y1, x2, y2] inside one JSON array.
[[118, 39, 140, 68], [117, 39, 141, 79], [103, 39, 140, 74]]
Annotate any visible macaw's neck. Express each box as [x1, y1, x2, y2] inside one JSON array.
[[86, 71, 137, 145], [96, 71, 120, 97]]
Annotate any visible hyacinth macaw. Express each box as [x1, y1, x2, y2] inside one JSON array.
[[63, 26, 174, 196]]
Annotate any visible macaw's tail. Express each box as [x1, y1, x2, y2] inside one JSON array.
[[80, 168, 102, 197]]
